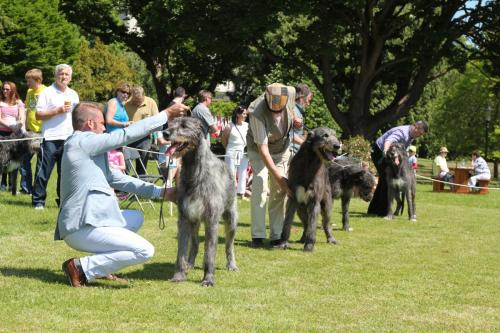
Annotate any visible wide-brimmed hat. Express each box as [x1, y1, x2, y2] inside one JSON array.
[[439, 146, 449, 153], [265, 83, 289, 112]]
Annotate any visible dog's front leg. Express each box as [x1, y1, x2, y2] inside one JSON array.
[[385, 185, 395, 220], [187, 222, 200, 270], [341, 191, 352, 231], [171, 217, 190, 283], [304, 201, 321, 251], [201, 220, 219, 287], [321, 196, 336, 244], [407, 185, 417, 222]]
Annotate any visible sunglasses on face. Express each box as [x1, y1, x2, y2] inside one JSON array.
[[119, 90, 130, 95]]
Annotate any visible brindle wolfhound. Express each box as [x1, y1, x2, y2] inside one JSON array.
[[279, 127, 341, 251], [384, 143, 417, 221], [165, 117, 238, 286]]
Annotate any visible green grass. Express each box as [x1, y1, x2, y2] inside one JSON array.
[[0, 161, 499, 332]]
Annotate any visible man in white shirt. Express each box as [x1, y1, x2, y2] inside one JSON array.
[[32, 64, 79, 209]]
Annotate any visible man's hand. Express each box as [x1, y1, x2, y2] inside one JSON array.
[[277, 175, 292, 197], [162, 187, 177, 202], [164, 103, 190, 119], [293, 116, 303, 129]]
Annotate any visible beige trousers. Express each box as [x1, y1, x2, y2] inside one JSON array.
[[248, 149, 291, 241]]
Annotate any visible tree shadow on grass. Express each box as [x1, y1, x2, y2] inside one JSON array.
[[1, 198, 34, 207]]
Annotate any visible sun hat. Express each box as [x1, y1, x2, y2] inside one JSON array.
[[439, 146, 449, 153], [265, 83, 289, 112], [408, 145, 417, 153]]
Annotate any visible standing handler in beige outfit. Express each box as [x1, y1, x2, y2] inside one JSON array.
[[246, 83, 298, 248]]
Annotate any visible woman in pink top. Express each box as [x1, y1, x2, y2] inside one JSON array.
[[0, 81, 26, 191]]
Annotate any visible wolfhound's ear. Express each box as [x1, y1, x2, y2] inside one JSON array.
[[306, 129, 315, 143]]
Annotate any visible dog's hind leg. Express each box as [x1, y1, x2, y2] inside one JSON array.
[[10, 170, 18, 195], [223, 206, 238, 271], [279, 199, 298, 249], [201, 219, 219, 287], [321, 196, 336, 244], [171, 217, 191, 283]]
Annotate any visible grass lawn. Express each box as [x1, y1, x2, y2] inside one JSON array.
[[0, 160, 498, 332]]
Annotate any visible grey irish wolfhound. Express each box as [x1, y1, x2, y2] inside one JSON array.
[[164, 117, 238, 286], [279, 127, 341, 251], [0, 130, 41, 195], [384, 143, 417, 221]]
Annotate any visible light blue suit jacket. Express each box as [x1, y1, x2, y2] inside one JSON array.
[[54, 112, 167, 240]]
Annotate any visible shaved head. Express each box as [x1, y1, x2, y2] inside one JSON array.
[[72, 102, 105, 131]]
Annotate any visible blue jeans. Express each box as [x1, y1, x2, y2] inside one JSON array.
[[20, 151, 36, 193], [32, 140, 64, 207]]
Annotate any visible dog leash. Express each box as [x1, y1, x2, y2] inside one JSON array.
[[158, 155, 172, 230]]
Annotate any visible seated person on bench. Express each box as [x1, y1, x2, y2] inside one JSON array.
[[468, 150, 490, 191]]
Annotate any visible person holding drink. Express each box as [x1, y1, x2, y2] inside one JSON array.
[[32, 64, 79, 209]]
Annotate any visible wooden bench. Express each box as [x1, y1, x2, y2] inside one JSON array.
[[475, 180, 490, 194], [432, 176, 445, 192]]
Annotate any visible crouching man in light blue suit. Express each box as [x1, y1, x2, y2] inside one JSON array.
[[57, 101, 188, 287]]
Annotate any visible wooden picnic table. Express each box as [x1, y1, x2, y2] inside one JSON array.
[[451, 167, 473, 193]]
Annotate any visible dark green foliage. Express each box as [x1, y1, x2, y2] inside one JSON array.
[[0, 0, 80, 94]]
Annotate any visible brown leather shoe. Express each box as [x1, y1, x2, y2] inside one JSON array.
[[62, 258, 87, 287]]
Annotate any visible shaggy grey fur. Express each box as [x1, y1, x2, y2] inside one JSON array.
[[0, 130, 41, 195], [165, 117, 238, 286], [384, 143, 417, 221], [327, 158, 376, 231], [279, 127, 341, 251]]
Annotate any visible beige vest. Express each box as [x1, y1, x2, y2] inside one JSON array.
[[246, 88, 295, 155]]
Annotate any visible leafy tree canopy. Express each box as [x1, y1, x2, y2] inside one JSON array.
[[0, 0, 81, 94]]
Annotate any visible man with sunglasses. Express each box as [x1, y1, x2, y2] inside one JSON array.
[[246, 83, 297, 248]]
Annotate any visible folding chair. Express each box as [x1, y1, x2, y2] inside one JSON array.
[[120, 146, 163, 211]]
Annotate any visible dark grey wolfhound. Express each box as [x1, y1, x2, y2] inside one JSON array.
[[0, 130, 41, 195], [164, 117, 238, 286], [279, 127, 341, 251], [327, 158, 376, 231], [384, 143, 417, 221]]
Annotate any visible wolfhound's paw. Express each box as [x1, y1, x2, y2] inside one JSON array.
[[410, 215, 417, 222], [384, 215, 393, 220], [327, 237, 337, 245], [201, 274, 215, 287], [342, 226, 351, 232], [277, 241, 289, 249], [303, 243, 315, 252], [227, 263, 239, 272], [170, 272, 187, 283]]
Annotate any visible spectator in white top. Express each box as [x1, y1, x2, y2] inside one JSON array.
[[221, 105, 249, 199], [468, 150, 491, 189], [32, 64, 79, 209]]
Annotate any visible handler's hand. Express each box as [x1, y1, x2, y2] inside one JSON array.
[[164, 103, 190, 119], [162, 187, 177, 202], [277, 176, 292, 197]]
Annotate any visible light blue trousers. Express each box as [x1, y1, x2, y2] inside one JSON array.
[[64, 210, 154, 282]]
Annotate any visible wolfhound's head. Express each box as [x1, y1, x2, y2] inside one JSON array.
[[306, 127, 341, 164], [385, 143, 407, 167], [355, 169, 376, 202], [164, 117, 204, 158]]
